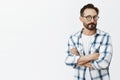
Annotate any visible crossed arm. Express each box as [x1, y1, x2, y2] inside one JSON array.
[[70, 48, 99, 68]]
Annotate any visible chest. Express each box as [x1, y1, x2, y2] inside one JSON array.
[[74, 35, 104, 55]]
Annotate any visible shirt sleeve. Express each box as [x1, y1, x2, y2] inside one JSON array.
[[92, 35, 113, 70], [65, 36, 80, 68]]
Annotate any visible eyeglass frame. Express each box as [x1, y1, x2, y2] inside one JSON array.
[[82, 15, 99, 21]]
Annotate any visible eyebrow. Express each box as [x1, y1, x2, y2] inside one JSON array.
[[84, 15, 98, 17]]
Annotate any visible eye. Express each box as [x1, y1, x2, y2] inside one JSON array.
[[86, 16, 92, 19], [93, 16, 99, 20], [83, 15, 99, 21]]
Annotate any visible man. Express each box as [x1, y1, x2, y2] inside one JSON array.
[[65, 3, 113, 80]]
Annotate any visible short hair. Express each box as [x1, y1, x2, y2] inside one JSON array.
[[80, 3, 99, 17]]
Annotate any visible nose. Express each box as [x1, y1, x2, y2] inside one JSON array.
[[91, 17, 94, 22]]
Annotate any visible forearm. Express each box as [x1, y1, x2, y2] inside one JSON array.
[[70, 48, 99, 65], [77, 53, 99, 65]]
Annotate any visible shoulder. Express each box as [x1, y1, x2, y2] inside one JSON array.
[[69, 30, 81, 39], [97, 29, 111, 37], [67, 30, 82, 43]]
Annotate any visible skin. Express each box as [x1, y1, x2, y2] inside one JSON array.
[[71, 48, 95, 68], [71, 8, 100, 68], [80, 8, 98, 35]]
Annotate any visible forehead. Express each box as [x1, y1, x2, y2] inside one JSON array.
[[83, 8, 97, 16]]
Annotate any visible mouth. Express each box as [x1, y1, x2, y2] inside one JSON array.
[[88, 23, 95, 27], [86, 23, 96, 30]]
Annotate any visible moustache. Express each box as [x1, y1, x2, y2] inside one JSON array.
[[88, 23, 96, 26]]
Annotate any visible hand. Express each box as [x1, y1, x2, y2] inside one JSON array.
[[82, 62, 93, 68], [91, 53, 99, 60], [70, 48, 79, 55], [78, 61, 93, 68]]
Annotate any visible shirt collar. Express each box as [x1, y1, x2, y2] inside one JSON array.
[[79, 28, 101, 38]]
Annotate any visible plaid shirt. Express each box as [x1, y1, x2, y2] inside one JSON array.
[[65, 28, 113, 80]]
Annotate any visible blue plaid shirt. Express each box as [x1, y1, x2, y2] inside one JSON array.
[[65, 28, 113, 80]]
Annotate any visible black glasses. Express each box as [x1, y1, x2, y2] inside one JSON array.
[[83, 15, 99, 21]]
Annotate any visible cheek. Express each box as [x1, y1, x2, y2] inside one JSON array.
[[83, 21, 89, 25], [95, 21, 97, 24], [83, 22, 88, 26], [83, 19, 91, 24]]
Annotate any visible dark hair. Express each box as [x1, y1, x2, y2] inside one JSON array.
[[80, 3, 99, 16]]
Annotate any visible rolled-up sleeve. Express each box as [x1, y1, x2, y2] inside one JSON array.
[[92, 35, 113, 70], [65, 36, 80, 68]]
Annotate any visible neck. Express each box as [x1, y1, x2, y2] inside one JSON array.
[[82, 28, 96, 36]]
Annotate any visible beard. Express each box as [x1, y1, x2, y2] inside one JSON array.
[[83, 23, 97, 30]]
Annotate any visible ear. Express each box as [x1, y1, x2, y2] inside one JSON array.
[[79, 16, 83, 22]]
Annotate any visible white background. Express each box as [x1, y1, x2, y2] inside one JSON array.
[[0, 0, 119, 80]]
